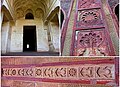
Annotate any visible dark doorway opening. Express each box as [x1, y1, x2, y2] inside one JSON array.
[[115, 4, 119, 21], [61, 10, 64, 28], [23, 26, 37, 52]]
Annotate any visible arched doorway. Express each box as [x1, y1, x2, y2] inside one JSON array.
[[23, 13, 37, 52]]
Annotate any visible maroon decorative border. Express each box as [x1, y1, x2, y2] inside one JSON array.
[[2, 58, 114, 68], [106, 0, 119, 36], [61, 0, 74, 53], [2, 76, 113, 84]]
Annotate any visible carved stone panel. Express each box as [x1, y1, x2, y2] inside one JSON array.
[[76, 9, 104, 28], [78, 0, 100, 9], [73, 29, 109, 56], [2, 58, 117, 86], [2, 64, 115, 80]]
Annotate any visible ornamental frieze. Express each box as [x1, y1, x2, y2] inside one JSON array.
[[2, 64, 115, 80]]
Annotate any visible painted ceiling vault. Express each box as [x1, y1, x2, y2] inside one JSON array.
[[13, 0, 48, 19]]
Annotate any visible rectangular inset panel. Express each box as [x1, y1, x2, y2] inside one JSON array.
[[73, 29, 110, 56], [78, 0, 101, 10], [76, 9, 104, 29]]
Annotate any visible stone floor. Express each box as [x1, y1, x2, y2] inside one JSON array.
[[1, 52, 59, 56]]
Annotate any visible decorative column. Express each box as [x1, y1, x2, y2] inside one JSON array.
[[70, 0, 116, 56], [1, 21, 10, 54], [6, 21, 12, 53], [47, 22, 55, 52]]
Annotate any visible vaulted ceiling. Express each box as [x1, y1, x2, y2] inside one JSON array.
[[13, 0, 48, 19]]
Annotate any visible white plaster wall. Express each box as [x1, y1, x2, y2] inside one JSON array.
[[0, 12, 4, 54], [50, 22, 59, 52], [10, 17, 49, 52], [1, 22, 10, 53], [6, 25, 12, 52], [37, 19, 49, 52]]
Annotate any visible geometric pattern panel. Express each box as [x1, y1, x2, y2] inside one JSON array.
[[73, 29, 109, 56]]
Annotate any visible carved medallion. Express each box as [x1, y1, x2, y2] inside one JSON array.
[[76, 9, 103, 28]]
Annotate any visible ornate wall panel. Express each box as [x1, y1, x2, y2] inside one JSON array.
[[74, 29, 110, 56], [76, 9, 104, 28], [71, 0, 115, 56], [1, 57, 118, 87], [2, 58, 116, 84], [2, 64, 115, 80]]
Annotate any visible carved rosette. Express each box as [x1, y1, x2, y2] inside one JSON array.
[[74, 30, 109, 56], [76, 9, 103, 28]]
